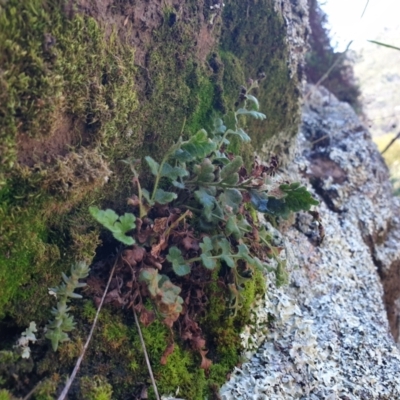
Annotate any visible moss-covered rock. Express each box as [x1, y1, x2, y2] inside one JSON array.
[[220, 0, 301, 155], [0, 0, 303, 398]]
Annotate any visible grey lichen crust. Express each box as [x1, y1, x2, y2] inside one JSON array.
[[220, 86, 400, 399]]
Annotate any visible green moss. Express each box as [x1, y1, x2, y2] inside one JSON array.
[[220, 0, 300, 154], [0, 197, 59, 320], [201, 267, 266, 389], [133, 320, 207, 400], [0, 389, 13, 400], [0, 0, 136, 323], [33, 374, 60, 400], [135, 10, 216, 162], [0, 0, 138, 179], [80, 376, 113, 400]]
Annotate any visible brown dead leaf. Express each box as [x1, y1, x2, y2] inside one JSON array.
[[144, 254, 163, 270], [127, 195, 140, 206], [138, 227, 153, 244], [163, 316, 176, 328], [199, 349, 212, 370], [104, 288, 125, 306], [123, 245, 146, 265], [139, 309, 156, 327], [151, 237, 166, 257], [191, 336, 206, 350], [153, 217, 168, 234], [87, 276, 105, 296], [182, 235, 199, 251], [160, 343, 175, 365]]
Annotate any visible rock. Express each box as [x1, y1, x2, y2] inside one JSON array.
[[220, 86, 400, 399]]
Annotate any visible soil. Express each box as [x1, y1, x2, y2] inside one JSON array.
[[17, 114, 86, 167]]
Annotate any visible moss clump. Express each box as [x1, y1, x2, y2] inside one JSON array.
[[0, 0, 137, 322], [0, 390, 13, 400], [80, 376, 113, 400], [201, 267, 266, 389], [129, 320, 206, 400], [134, 8, 217, 162], [0, 195, 60, 320], [33, 374, 60, 400], [0, 0, 138, 180], [220, 0, 300, 154]]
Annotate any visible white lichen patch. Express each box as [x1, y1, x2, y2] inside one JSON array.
[[220, 86, 400, 399]]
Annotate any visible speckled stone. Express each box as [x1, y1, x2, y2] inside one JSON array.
[[220, 86, 400, 399]]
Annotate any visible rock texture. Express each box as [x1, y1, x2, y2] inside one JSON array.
[[220, 86, 400, 399]]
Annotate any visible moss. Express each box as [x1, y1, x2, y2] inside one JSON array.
[[0, 350, 34, 390], [156, 345, 206, 400], [80, 376, 113, 400], [0, 0, 138, 179], [0, 0, 136, 323], [0, 390, 13, 400], [33, 374, 60, 400], [220, 0, 300, 154], [133, 320, 207, 400], [134, 9, 217, 162], [0, 196, 60, 321], [0, 0, 293, 398], [201, 267, 266, 389]]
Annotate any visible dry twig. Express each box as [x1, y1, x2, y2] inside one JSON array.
[[133, 309, 161, 400], [382, 131, 400, 155]]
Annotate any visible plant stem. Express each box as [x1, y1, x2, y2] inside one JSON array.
[[150, 162, 165, 202], [134, 177, 147, 219], [164, 209, 191, 237]]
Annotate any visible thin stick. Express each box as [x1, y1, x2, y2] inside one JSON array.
[[57, 257, 119, 400], [311, 134, 329, 145], [22, 380, 43, 400], [382, 131, 400, 155], [133, 309, 160, 400], [360, 0, 370, 18]]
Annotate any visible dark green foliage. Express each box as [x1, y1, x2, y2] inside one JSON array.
[[251, 182, 319, 219]]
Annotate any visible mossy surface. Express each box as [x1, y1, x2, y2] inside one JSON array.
[[0, 389, 12, 400], [0, 0, 137, 322], [220, 0, 300, 154], [0, 0, 299, 398]]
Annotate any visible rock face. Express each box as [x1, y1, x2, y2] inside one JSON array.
[[3, 0, 400, 398], [220, 86, 400, 399]]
